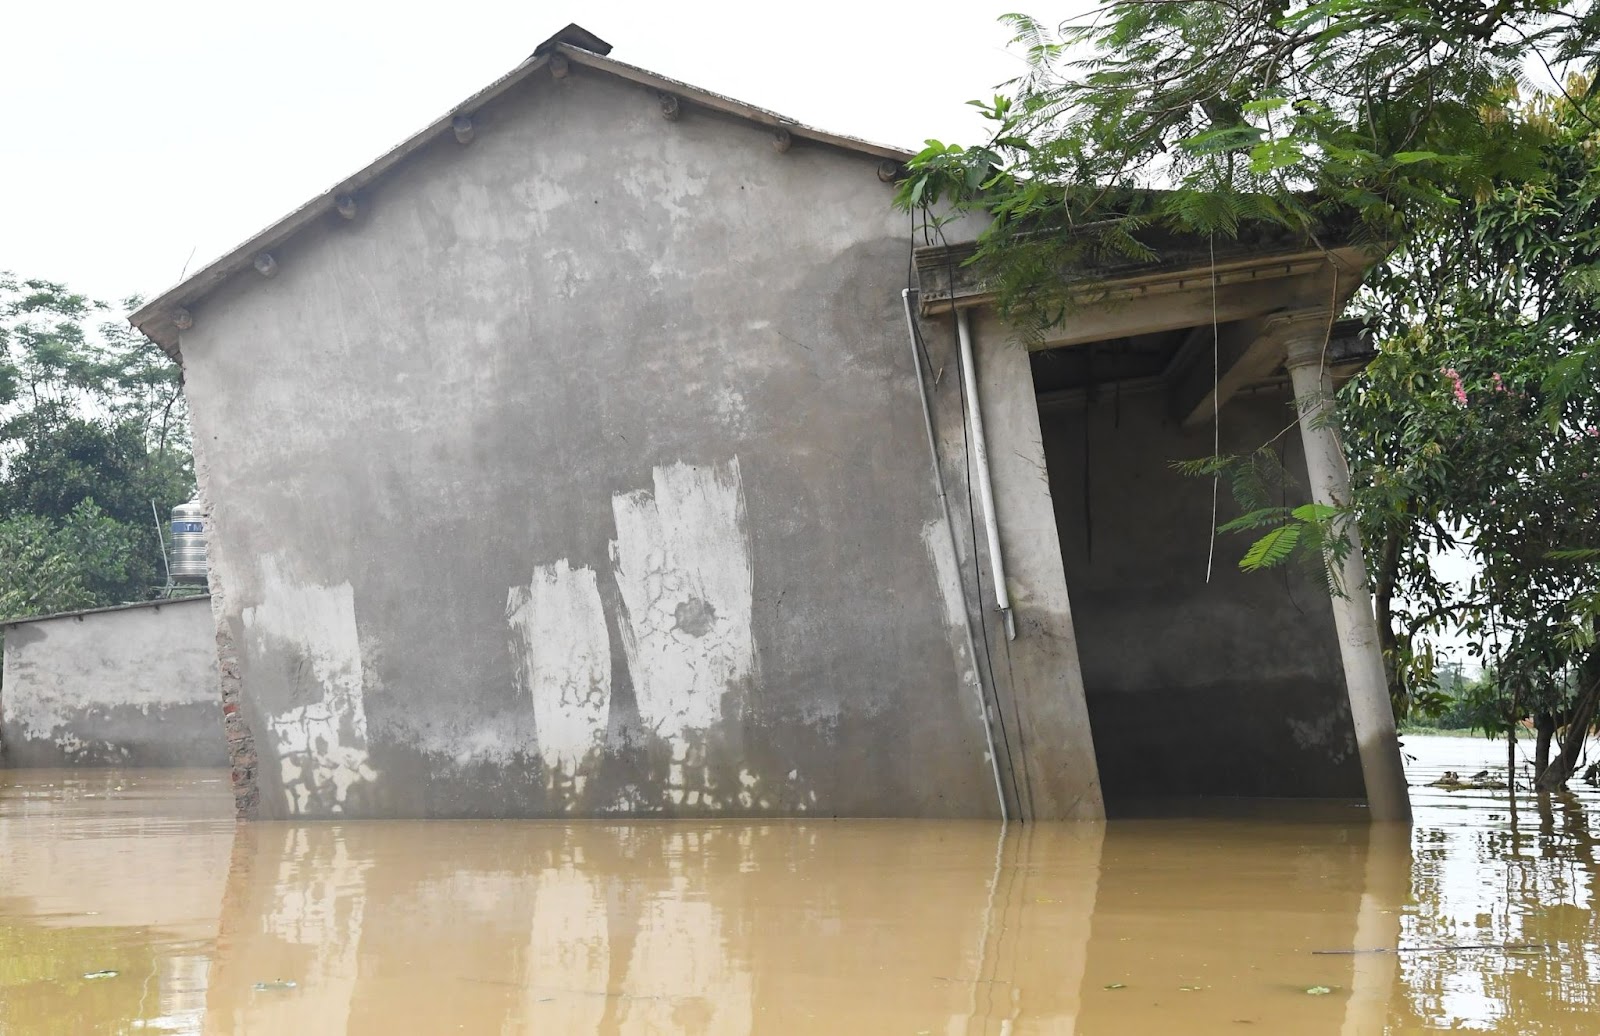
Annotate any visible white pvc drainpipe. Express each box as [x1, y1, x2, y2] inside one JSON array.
[[955, 308, 1017, 641], [902, 290, 1009, 823]]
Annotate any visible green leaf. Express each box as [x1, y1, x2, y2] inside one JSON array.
[[1240, 524, 1302, 571], [1218, 507, 1293, 533], [1290, 503, 1339, 523], [1242, 97, 1291, 114], [1180, 125, 1265, 155]]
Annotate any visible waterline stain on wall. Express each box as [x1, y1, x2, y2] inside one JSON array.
[[243, 559, 376, 814], [505, 560, 613, 801]]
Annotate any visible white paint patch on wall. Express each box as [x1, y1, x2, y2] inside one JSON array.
[[610, 459, 756, 743], [1287, 711, 1356, 766], [506, 560, 613, 781], [243, 558, 376, 814]]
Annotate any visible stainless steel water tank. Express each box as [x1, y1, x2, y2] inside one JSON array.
[[169, 498, 208, 585]]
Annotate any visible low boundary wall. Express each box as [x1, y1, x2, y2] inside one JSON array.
[[1, 596, 223, 767]]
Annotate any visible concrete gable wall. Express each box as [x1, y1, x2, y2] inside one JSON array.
[[178, 66, 1002, 818]]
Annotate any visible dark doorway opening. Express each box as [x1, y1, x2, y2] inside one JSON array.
[[1029, 334, 1367, 815]]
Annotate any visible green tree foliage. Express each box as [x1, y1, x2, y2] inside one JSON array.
[[0, 274, 193, 619], [897, 1, 1600, 329], [1308, 88, 1598, 786], [898, 3, 1600, 783]]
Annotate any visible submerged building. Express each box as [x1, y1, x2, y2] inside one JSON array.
[[131, 25, 1407, 822]]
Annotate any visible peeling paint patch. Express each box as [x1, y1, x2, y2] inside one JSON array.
[[506, 560, 613, 784], [610, 459, 756, 745], [1287, 711, 1356, 766], [244, 559, 376, 814], [711, 385, 750, 436], [920, 519, 982, 699]]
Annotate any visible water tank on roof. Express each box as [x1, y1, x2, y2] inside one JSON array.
[[169, 498, 208, 585]]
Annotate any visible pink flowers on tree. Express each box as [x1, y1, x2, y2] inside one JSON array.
[[1442, 368, 1513, 406]]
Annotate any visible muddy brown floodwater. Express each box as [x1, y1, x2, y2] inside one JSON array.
[[1, 734, 1597, 1034]]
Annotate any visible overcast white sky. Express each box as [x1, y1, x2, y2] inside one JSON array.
[[1, 0, 1085, 306]]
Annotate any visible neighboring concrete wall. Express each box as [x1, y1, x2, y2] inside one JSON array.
[[1, 597, 224, 767], [178, 67, 1017, 818], [1040, 389, 1366, 807]]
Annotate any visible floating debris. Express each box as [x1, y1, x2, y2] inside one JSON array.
[[1428, 770, 1508, 791], [254, 980, 298, 991], [1314, 943, 1548, 956], [1304, 986, 1333, 996], [82, 971, 118, 980], [1104, 983, 1127, 990]]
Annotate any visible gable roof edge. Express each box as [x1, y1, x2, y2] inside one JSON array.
[[560, 45, 910, 164], [131, 43, 912, 359]]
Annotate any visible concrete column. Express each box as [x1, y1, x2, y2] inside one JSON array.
[[1281, 312, 1412, 822], [968, 309, 1104, 820]]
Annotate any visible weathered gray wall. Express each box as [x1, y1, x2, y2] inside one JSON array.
[[177, 66, 1041, 818], [909, 307, 1105, 820], [1, 597, 224, 767], [1040, 389, 1366, 808]]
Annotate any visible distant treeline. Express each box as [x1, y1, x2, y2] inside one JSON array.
[[0, 273, 194, 620]]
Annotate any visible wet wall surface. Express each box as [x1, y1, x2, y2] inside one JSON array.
[[3, 735, 1597, 1033]]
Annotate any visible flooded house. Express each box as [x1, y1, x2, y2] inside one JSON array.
[[130, 25, 1406, 822]]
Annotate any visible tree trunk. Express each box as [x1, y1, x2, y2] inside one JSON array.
[[1534, 711, 1557, 784], [1508, 683, 1518, 822], [1372, 528, 1406, 716], [1535, 649, 1600, 792]]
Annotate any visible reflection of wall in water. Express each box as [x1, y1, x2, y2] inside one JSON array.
[[202, 821, 1104, 1033], [0, 771, 234, 1034], [1072, 820, 1404, 1034]]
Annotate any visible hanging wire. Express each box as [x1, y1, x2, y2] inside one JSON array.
[[1206, 233, 1221, 583]]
